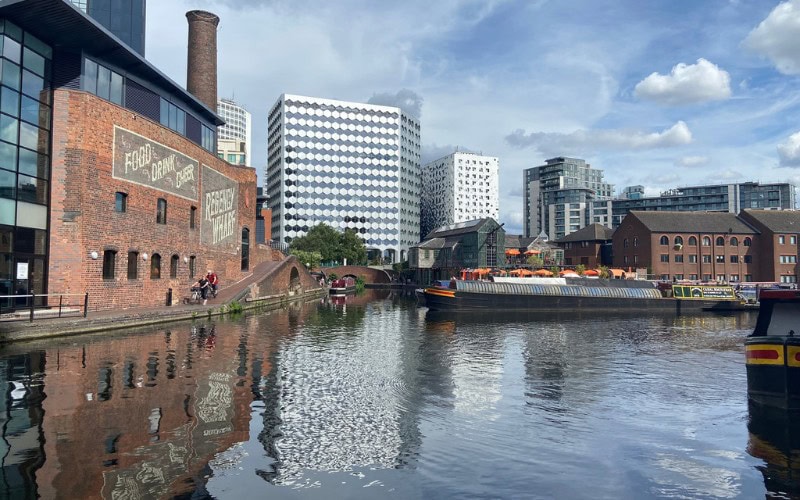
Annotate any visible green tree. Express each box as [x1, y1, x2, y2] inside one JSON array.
[[290, 224, 342, 263], [340, 228, 367, 265], [526, 255, 543, 268], [289, 249, 322, 269], [575, 264, 586, 276], [597, 265, 610, 279]]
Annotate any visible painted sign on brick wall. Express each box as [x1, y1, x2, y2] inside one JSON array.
[[202, 165, 239, 249], [112, 126, 199, 200]]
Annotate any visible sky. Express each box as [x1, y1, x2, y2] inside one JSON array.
[[146, 0, 800, 235]]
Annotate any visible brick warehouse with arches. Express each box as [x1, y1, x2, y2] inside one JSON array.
[[0, 1, 270, 311]]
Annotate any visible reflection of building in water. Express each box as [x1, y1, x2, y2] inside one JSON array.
[[258, 305, 424, 484], [2, 323, 256, 499], [747, 403, 800, 497], [0, 354, 47, 498], [451, 327, 505, 418]]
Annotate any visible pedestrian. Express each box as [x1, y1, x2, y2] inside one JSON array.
[[193, 275, 210, 305], [206, 269, 219, 297]]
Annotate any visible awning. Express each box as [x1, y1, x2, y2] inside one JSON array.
[[524, 249, 540, 255], [505, 249, 521, 255]]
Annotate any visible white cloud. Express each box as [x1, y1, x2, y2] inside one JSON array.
[[675, 155, 710, 167], [367, 89, 424, 119], [505, 121, 692, 156], [744, 0, 800, 75], [634, 59, 731, 105], [778, 131, 800, 167]]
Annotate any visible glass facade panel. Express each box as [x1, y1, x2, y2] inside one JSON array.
[[18, 147, 46, 179], [16, 201, 46, 229], [0, 197, 13, 224], [0, 113, 17, 142], [0, 141, 14, 170], [84, 58, 97, 94], [2, 59, 20, 90], [1, 86, 18, 116], [96, 65, 110, 100], [17, 174, 46, 204], [21, 69, 43, 100], [0, 167, 14, 199], [22, 47, 45, 77], [18, 121, 38, 150], [110, 71, 123, 105], [2, 35, 19, 63]]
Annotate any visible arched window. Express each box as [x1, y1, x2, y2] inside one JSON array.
[[241, 227, 250, 271], [688, 236, 697, 245], [744, 237, 752, 247], [674, 236, 683, 246], [623, 238, 628, 248], [150, 253, 161, 279], [716, 236, 725, 246], [702, 236, 711, 246], [633, 237, 639, 247], [170, 254, 179, 278], [660, 235, 669, 245], [730, 237, 738, 246]]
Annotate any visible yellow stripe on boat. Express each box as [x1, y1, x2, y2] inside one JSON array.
[[746, 344, 784, 365], [787, 346, 800, 368], [425, 288, 456, 298]]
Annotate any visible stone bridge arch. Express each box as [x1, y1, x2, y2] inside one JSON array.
[[324, 265, 392, 284]]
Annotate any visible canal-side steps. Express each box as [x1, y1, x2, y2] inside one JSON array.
[[0, 256, 326, 343]]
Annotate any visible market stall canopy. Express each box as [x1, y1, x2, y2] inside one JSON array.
[[505, 249, 521, 255]]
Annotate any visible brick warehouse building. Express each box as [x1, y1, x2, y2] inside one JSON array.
[[0, 0, 266, 311]]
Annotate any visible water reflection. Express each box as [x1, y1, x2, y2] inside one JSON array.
[[747, 402, 800, 497], [0, 295, 783, 498]]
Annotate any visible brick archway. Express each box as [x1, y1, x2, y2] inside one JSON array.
[[323, 266, 392, 284]]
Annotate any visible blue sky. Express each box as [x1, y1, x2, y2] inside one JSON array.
[[146, 0, 800, 234]]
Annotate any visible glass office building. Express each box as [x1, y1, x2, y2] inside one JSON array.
[[69, 0, 146, 56], [266, 94, 421, 263]]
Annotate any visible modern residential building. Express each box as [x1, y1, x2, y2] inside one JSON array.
[[523, 157, 614, 240], [0, 1, 264, 311], [217, 97, 252, 166], [420, 151, 499, 239], [68, 0, 146, 55], [266, 94, 421, 263], [409, 218, 505, 284], [591, 182, 796, 229]]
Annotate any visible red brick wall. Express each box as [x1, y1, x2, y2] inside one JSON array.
[[48, 90, 268, 311]]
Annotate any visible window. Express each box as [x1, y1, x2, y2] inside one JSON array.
[[730, 275, 739, 282], [633, 237, 639, 247], [689, 255, 697, 263], [716, 274, 726, 282], [702, 236, 711, 246], [744, 255, 752, 263], [623, 238, 628, 248], [202, 124, 215, 152], [623, 256, 628, 264], [674, 236, 683, 246], [660, 235, 669, 245], [156, 198, 167, 224], [730, 237, 738, 246], [730, 255, 739, 263], [150, 253, 161, 279], [127, 251, 138, 279], [675, 254, 684, 263], [716, 255, 725, 263], [703, 274, 712, 281], [102, 250, 116, 279], [690, 274, 698, 280], [660, 254, 669, 262], [744, 238, 752, 247], [703, 255, 712, 263], [159, 99, 185, 135], [190, 206, 197, 229], [633, 255, 638, 264], [115, 192, 127, 212], [189, 255, 196, 277], [792, 236, 797, 245], [170, 254, 179, 278], [660, 274, 669, 281], [779, 235, 785, 245], [780, 255, 797, 264], [83, 58, 123, 105], [716, 237, 725, 246], [688, 236, 697, 246]]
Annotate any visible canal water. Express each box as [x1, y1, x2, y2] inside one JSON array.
[[0, 290, 795, 499]]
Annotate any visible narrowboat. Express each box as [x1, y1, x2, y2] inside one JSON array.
[[745, 288, 800, 410], [329, 276, 356, 295], [422, 277, 739, 313]]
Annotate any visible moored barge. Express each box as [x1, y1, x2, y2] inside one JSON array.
[[746, 288, 800, 410]]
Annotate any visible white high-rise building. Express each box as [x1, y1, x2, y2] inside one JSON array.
[[217, 98, 252, 167], [421, 152, 499, 238], [266, 94, 421, 263]]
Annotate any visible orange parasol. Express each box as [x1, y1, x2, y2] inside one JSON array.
[[532, 269, 554, 276]]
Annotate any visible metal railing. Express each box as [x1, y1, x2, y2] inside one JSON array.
[[0, 293, 89, 322]]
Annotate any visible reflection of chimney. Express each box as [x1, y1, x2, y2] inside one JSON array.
[[186, 10, 220, 110]]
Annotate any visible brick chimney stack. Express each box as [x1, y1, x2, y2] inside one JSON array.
[[186, 10, 220, 110]]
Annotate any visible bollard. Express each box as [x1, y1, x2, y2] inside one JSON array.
[[29, 292, 35, 322], [166, 288, 173, 306], [83, 292, 89, 317]]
